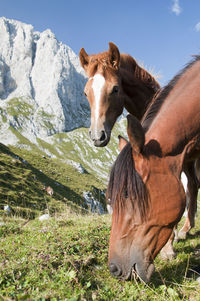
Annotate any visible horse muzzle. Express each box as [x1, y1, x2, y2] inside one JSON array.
[[89, 128, 110, 147], [109, 248, 155, 283]]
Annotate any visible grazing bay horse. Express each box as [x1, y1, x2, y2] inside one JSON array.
[[79, 42, 160, 147], [107, 55, 200, 282]]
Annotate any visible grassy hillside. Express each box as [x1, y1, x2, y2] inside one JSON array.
[[1, 118, 127, 182], [0, 119, 128, 218], [0, 142, 106, 219], [0, 213, 200, 300]]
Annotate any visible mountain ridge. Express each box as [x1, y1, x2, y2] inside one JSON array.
[[0, 17, 90, 142]]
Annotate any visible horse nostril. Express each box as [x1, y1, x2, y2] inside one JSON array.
[[100, 130, 106, 142], [109, 263, 122, 277], [110, 263, 118, 273]]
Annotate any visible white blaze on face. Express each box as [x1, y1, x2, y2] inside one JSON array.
[[91, 74, 105, 134]]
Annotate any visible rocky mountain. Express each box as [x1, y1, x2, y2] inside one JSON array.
[[0, 17, 90, 143], [0, 17, 127, 187]]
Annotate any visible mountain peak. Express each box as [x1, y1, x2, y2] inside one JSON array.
[[0, 17, 89, 142]]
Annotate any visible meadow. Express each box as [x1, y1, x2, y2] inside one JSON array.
[[0, 142, 200, 300], [0, 212, 200, 300]]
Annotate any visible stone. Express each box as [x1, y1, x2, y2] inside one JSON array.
[[83, 191, 105, 215], [39, 214, 50, 221]]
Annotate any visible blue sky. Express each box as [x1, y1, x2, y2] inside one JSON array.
[[1, 0, 200, 85]]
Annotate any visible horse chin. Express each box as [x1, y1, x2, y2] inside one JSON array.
[[93, 134, 111, 147], [118, 261, 154, 283], [132, 262, 155, 283], [93, 139, 109, 147]]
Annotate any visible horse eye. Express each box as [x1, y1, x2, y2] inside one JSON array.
[[111, 86, 119, 94], [84, 91, 87, 97]]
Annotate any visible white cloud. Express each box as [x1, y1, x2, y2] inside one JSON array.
[[171, 0, 182, 16], [195, 22, 200, 32]]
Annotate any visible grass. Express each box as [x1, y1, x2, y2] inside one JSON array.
[[35, 108, 56, 134], [0, 213, 199, 300], [7, 97, 34, 120], [47, 120, 126, 183], [5, 119, 126, 183], [0, 107, 7, 123], [0, 142, 105, 219]]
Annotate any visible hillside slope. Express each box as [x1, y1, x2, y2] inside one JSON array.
[[0, 141, 107, 218]]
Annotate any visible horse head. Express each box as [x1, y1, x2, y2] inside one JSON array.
[[108, 115, 186, 282], [79, 42, 124, 146]]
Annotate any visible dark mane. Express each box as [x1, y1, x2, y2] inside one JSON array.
[[107, 143, 149, 220], [142, 55, 200, 132], [120, 54, 160, 92]]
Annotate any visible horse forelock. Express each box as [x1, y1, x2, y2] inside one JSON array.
[[87, 52, 115, 77], [107, 143, 149, 221]]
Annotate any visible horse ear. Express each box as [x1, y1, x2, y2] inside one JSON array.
[[127, 114, 145, 155], [118, 135, 128, 152], [79, 48, 89, 71], [174, 139, 198, 178], [108, 42, 120, 69]]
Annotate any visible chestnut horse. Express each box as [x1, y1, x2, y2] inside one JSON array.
[[79, 42, 160, 147], [79, 43, 198, 244], [107, 55, 200, 282]]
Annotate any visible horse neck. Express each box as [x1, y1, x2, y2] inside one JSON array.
[[145, 60, 200, 157], [119, 54, 160, 120]]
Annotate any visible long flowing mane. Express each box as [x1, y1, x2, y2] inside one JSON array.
[[107, 143, 149, 220], [142, 55, 200, 132]]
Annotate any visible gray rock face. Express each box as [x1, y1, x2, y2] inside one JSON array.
[[83, 191, 105, 215], [0, 17, 89, 141]]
